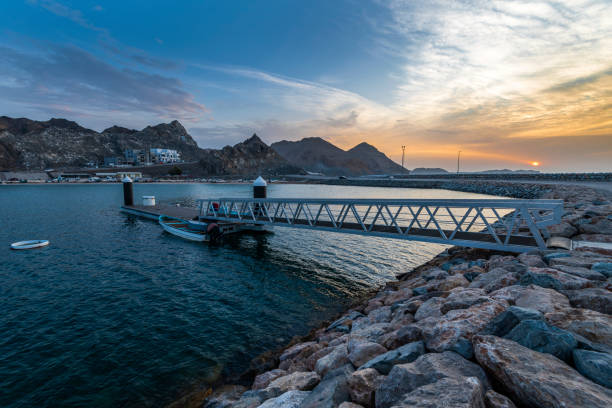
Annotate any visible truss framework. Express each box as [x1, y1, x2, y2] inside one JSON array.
[[196, 198, 563, 252]]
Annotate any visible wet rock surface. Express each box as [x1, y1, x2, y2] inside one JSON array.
[[200, 183, 612, 408]]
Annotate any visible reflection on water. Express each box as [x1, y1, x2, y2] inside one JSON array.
[[0, 183, 502, 407]]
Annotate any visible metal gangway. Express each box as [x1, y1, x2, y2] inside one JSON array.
[[196, 198, 564, 252]]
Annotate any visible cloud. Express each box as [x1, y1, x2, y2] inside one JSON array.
[[0, 44, 206, 125], [27, 0, 106, 32]]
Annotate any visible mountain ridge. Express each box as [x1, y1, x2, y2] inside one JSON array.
[[271, 136, 406, 176]]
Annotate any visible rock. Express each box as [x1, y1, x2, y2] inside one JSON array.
[[514, 285, 571, 313], [518, 253, 546, 267], [547, 221, 578, 237], [449, 337, 474, 359], [375, 351, 489, 408], [504, 319, 577, 363], [383, 288, 413, 305], [347, 368, 384, 407], [252, 369, 287, 390], [543, 252, 571, 263], [414, 297, 445, 321], [348, 341, 387, 367], [391, 299, 422, 314], [360, 341, 425, 375], [234, 388, 281, 408], [520, 267, 592, 290], [393, 376, 485, 408], [480, 306, 543, 337], [550, 255, 610, 269], [423, 300, 508, 353], [469, 268, 515, 290], [593, 262, 612, 278], [430, 274, 470, 292], [299, 364, 353, 408], [327, 311, 364, 332], [484, 390, 516, 408], [573, 349, 612, 389], [338, 403, 364, 408], [564, 288, 612, 314], [482, 273, 518, 293], [440, 287, 489, 314], [473, 335, 612, 408], [256, 390, 310, 408], [556, 265, 607, 281], [302, 346, 336, 372], [422, 267, 448, 281], [545, 308, 612, 347], [579, 217, 612, 234], [366, 306, 392, 323], [265, 371, 320, 393], [314, 345, 350, 378], [203, 385, 248, 408], [380, 325, 422, 350], [280, 342, 317, 362]]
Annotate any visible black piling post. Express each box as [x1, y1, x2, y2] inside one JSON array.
[[123, 176, 134, 206], [253, 176, 267, 199], [253, 176, 267, 217]]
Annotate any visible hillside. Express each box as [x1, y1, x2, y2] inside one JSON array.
[[271, 137, 406, 176], [0, 116, 298, 176]]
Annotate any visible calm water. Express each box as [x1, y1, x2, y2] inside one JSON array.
[[1, 183, 499, 407]]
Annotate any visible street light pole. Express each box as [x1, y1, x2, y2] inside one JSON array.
[[457, 150, 462, 175], [401, 145, 406, 170]]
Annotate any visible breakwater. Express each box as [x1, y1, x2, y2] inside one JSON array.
[[202, 181, 612, 408]]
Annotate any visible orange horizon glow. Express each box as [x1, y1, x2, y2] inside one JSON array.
[[531, 161, 540, 167]]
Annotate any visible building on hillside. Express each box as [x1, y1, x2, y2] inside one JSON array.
[[104, 156, 128, 167], [124, 149, 151, 166], [150, 148, 181, 164]]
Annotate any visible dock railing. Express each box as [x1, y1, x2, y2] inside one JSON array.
[[196, 198, 564, 252]]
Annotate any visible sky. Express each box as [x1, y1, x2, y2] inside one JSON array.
[[0, 0, 610, 172]]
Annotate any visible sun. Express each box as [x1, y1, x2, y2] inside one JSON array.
[[530, 161, 540, 167]]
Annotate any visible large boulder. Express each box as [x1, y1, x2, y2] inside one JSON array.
[[480, 306, 543, 337], [265, 371, 320, 393], [545, 308, 612, 347], [513, 285, 570, 314], [359, 341, 425, 375], [314, 345, 350, 378], [555, 265, 607, 281], [299, 364, 353, 408], [573, 349, 612, 389], [473, 335, 612, 407], [347, 368, 384, 407], [592, 262, 612, 278], [520, 267, 592, 290], [392, 376, 485, 408], [504, 319, 577, 363], [484, 390, 517, 408], [379, 324, 422, 350], [423, 300, 508, 353], [469, 268, 516, 291], [440, 287, 489, 314], [518, 253, 546, 268], [252, 369, 287, 390], [256, 390, 310, 408], [347, 341, 387, 368], [564, 288, 612, 314], [414, 297, 445, 321], [375, 351, 489, 408]]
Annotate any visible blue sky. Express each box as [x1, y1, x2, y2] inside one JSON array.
[[1, 0, 611, 171]]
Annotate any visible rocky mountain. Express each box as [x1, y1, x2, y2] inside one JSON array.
[[271, 137, 406, 176], [0, 116, 299, 176]]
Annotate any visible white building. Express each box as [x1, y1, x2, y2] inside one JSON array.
[[150, 148, 181, 164]]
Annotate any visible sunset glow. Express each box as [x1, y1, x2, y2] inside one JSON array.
[[531, 162, 541, 167], [0, 0, 610, 172]]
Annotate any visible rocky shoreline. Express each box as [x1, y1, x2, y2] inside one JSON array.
[[197, 181, 612, 408]]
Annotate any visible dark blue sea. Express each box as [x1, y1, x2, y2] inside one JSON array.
[[0, 183, 497, 407]]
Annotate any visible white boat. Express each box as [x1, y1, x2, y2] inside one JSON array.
[[11, 240, 50, 250], [159, 215, 208, 242]]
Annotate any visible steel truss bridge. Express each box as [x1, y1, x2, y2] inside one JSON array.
[[196, 198, 563, 252]]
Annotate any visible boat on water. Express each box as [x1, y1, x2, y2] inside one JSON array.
[[159, 215, 209, 242], [11, 240, 50, 250], [158, 215, 223, 242]]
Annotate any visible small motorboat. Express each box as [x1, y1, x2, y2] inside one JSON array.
[[11, 240, 50, 250], [159, 215, 209, 242]]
